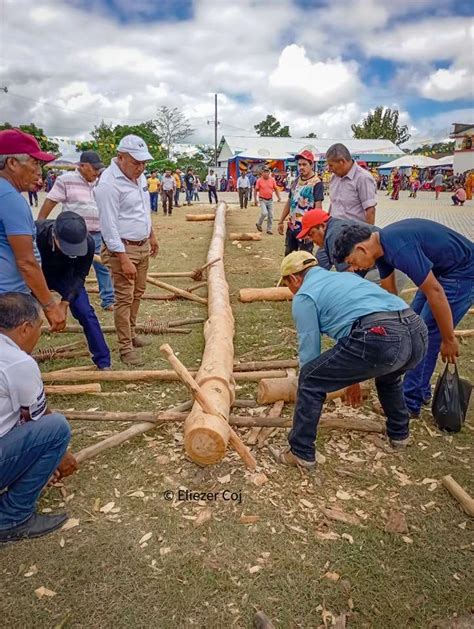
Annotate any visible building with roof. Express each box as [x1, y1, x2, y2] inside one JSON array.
[[450, 123, 474, 174], [216, 135, 405, 180]]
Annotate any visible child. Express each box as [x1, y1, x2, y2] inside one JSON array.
[[452, 185, 467, 206]]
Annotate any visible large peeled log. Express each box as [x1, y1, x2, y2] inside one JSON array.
[[184, 202, 236, 465], [257, 376, 371, 404], [239, 287, 293, 302]]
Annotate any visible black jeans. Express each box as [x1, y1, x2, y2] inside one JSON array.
[[208, 185, 218, 204], [238, 187, 249, 208], [289, 311, 428, 461], [285, 228, 313, 256]]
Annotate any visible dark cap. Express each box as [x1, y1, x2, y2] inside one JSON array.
[[54, 211, 88, 256], [79, 150, 104, 170]]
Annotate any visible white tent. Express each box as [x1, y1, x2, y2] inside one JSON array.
[[378, 155, 438, 169], [435, 155, 454, 166]]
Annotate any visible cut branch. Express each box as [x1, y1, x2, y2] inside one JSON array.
[[239, 287, 293, 302]]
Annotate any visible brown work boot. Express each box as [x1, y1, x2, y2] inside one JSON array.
[[132, 335, 153, 348], [120, 350, 145, 366], [389, 436, 412, 449], [268, 446, 316, 469]]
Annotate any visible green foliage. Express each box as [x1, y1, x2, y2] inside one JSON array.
[[76, 121, 166, 166], [0, 122, 60, 155], [154, 106, 194, 157], [254, 114, 291, 137], [351, 106, 411, 146], [411, 141, 455, 155], [304, 132, 318, 138]]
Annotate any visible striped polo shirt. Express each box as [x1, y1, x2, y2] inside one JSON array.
[[47, 170, 100, 232]]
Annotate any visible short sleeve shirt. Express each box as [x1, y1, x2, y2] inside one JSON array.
[[255, 176, 277, 199], [376, 219, 474, 286], [47, 171, 100, 232], [0, 179, 37, 294], [0, 334, 47, 438], [288, 173, 324, 232], [329, 162, 377, 221]]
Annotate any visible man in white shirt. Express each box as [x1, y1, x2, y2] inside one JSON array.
[[0, 292, 75, 543], [94, 135, 159, 366], [237, 171, 251, 209], [38, 150, 115, 311], [205, 169, 218, 204]]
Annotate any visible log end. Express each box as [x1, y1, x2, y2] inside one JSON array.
[[184, 412, 231, 465]]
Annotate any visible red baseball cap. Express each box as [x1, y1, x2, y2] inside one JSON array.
[[0, 129, 56, 162], [297, 209, 330, 240], [295, 149, 315, 163]]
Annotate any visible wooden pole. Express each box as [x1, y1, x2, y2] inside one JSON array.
[[455, 329, 474, 338], [146, 276, 208, 305], [42, 368, 288, 384], [441, 475, 474, 517], [61, 409, 384, 432], [146, 257, 220, 281], [229, 233, 262, 241], [257, 376, 370, 404], [239, 287, 293, 302], [160, 344, 256, 470], [45, 383, 101, 395], [233, 358, 298, 372], [41, 317, 205, 335], [185, 214, 215, 221]]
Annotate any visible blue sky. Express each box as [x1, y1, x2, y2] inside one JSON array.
[[2, 0, 473, 145]]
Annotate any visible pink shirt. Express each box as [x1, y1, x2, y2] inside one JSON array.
[[255, 176, 277, 200], [456, 188, 467, 202], [47, 171, 100, 232]]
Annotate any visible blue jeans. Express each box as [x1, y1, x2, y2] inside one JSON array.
[[149, 192, 158, 212], [174, 188, 180, 206], [51, 283, 111, 369], [289, 311, 428, 462], [185, 187, 193, 203], [90, 232, 115, 309], [0, 414, 71, 529], [257, 199, 274, 232], [403, 277, 474, 414]]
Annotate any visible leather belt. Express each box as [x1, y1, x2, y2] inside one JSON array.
[[354, 308, 415, 329], [121, 238, 148, 247]]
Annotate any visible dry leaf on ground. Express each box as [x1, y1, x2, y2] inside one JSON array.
[[139, 532, 152, 545], [34, 586, 56, 599], [61, 518, 80, 531], [385, 511, 409, 534], [194, 508, 212, 528]]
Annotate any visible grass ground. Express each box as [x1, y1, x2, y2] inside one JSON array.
[[1, 199, 473, 628]]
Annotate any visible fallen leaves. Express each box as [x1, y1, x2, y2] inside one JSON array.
[[239, 514, 260, 524], [139, 532, 153, 545], [34, 586, 56, 599], [24, 565, 38, 578], [336, 490, 352, 501], [99, 501, 115, 514], [61, 518, 80, 531], [194, 508, 212, 528], [321, 507, 361, 527], [322, 571, 340, 582], [250, 472, 268, 487]]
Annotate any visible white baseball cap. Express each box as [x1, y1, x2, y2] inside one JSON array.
[[117, 134, 153, 161]]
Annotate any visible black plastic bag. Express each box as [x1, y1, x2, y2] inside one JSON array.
[[431, 364, 472, 433]]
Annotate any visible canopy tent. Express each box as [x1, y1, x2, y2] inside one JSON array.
[[435, 155, 454, 166], [377, 155, 438, 170]]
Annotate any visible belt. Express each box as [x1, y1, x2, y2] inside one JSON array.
[[260, 197, 272, 201], [121, 238, 148, 247], [354, 308, 415, 329]]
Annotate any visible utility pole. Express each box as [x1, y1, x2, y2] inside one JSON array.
[[214, 93, 218, 167]]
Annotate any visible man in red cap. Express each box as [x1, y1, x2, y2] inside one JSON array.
[[277, 150, 324, 255], [0, 129, 66, 331]]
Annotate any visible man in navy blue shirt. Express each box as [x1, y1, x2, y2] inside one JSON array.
[[270, 251, 427, 468], [334, 219, 474, 416]]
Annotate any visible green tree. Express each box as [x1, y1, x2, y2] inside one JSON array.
[[153, 106, 194, 157], [76, 121, 166, 166], [304, 132, 318, 138], [351, 107, 411, 146], [254, 115, 290, 137], [411, 141, 455, 156], [0, 122, 60, 155]]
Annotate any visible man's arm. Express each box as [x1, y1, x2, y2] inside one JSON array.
[[274, 180, 282, 203], [277, 198, 291, 235], [380, 271, 398, 294], [292, 294, 321, 367], [357, 175, 377, 224], [419, 271, 458, 363], [313, 181, 324, 209], [37, 198, 58, 221], [364, 206, 376, 224]]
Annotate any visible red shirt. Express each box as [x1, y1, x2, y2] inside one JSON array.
[[255, 176, 277, 199]]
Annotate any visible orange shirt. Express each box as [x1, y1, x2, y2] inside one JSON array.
[[255, 176, 277, 199]]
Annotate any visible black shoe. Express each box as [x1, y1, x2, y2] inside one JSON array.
[[255, 223, 262, 232], [0, 512, 68, 543]]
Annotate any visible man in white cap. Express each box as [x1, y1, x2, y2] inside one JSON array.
[[94, 135, 159, 366]]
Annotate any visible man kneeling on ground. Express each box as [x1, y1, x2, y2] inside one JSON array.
[[271, 252, 428, 468], [0, 293, 76, 542]]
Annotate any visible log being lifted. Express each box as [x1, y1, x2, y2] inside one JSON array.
[[239, 287, 293, 302], [229, 233, 262, 241], [184, 201, 236, 466], [45, 383, 101, 395], [257, 375, 370, 404]]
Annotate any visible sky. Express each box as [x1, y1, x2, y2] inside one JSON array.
[[0, 0, 473, 157]]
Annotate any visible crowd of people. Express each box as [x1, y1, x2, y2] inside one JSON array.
[[0, 128, 472, 543]]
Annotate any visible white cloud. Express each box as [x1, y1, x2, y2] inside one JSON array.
[[268, 46, 361, 116], [421, 67, 473, 101]]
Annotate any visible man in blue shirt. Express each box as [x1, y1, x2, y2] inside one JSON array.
[[334, 219, 474, 417], [271, 251, 428, 468]]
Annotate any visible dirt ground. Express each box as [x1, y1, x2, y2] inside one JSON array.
[[1, 194, 473, 628]]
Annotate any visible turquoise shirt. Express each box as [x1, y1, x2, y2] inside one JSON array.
[[292, 266, 407, 366]]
